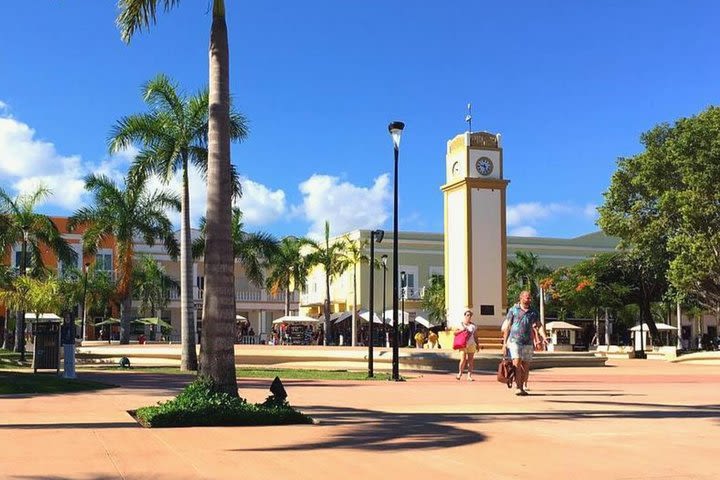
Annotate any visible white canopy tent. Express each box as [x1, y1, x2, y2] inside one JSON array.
[[545, 321, 582, 331], [358, 309, 383, 324], [629, 322, 677, 331], [330, 311, 353, 324], [382, 309, 412, 326], [412, 312, 433, 328], [272, 315, 320, 325], [235, 314, 248, 323], [25, 313, 62, 322]]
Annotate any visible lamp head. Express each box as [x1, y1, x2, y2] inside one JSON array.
[[381, 254, 388, 267], [373, 229, 385, 243], [401, 270, 406, 286], [388, 121, 405, 149]]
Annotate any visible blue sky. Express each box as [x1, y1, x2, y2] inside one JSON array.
[[1, 1, 718, 239]]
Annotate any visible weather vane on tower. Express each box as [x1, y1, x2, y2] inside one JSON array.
[[465, 103, 472, 133]]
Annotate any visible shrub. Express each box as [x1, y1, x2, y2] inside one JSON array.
[[133, 377, 314, 428]]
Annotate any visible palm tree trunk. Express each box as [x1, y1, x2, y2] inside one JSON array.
[[351, 265, 357, 347], [180, 163, 198, 370], [324, 273, 331, 345], [119, 293, 132, 344], [285, 286, 291, 316], [199, 0, 238, 397]]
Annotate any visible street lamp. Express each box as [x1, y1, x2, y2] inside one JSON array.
[[388, 120, 404, 381], [368, 229, 384, 377], [401, 270, 406, 347], [381, 254, 388, 347], [81, 262, 90, 343]]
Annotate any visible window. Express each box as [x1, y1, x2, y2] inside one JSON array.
[[14, 251, 22, 269], [96, 253, 113, 271], [429, 266, 444, 278]]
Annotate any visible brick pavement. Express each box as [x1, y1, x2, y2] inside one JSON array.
[[0, 359, 718, 480]]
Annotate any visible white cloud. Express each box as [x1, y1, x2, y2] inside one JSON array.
[[583, 203, 598, 219], [0, 100, 7, 112], [509, 226, 539, 237], [294, 174, 390, 239], [235, 178, 286, 226]]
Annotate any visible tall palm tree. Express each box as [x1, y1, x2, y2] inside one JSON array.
[[117, 0, 238, 396], [341, 238, 369, 346], [507, 251, 552, 304], [69, 173, 180, 344], [193, 207, 278, 300], [110, 73, 247, 371], [133, 255, 178, 339], [306, 221, 350, 345], [266, 236, 311, 317], [0, 186, 77, 357]]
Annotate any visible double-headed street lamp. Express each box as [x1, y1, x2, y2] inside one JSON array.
[[17, 227, 29, 362], [368, 229, 384, 377], [401, 270, 407, 347], [388, 120, 404, 381]]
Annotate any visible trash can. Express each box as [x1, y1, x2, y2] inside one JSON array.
[[32, 320, 61, 374]]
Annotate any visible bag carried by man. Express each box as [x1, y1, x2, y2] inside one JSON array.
[[497, 358, 515, 388]]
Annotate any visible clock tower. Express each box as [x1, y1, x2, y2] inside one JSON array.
[[442, 131, 509, 328]]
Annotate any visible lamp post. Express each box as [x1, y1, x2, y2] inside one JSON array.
[[368, 229, 384, 377], [81, 262, 90, 342], [401, 271, 406, 347], [388, 120, 404, 381], [381, 254, 388, 346]]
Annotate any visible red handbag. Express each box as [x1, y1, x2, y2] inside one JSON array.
[[453, 330, 470, 350]]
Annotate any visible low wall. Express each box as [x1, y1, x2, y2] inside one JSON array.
[[76, 344, 607, 372]]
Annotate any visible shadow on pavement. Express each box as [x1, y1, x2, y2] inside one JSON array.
[[235, 405, 487, 452], [0, 421, 139, 430]]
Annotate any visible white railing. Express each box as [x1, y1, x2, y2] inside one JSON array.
[[401, 286, 422, 300], [235, 290, 299, 303]]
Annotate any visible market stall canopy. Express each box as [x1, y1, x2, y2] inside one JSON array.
[[358, 309, 383, 324], [383, 309, 412, 326], [94, 318, 121, 327], [135, 317, 172, 329], [330, 311, 353, 324], [24, 313, 62, 321], [413, 312, 434, 328], [629, 322, 677, 331], [272, 315, 320, 324], [545, 321, 582, 331], [235, 315, 248, 322]]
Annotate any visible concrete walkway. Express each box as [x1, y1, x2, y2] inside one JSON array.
[[1, 360, 719, 480]]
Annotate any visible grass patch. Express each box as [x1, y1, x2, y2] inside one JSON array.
[[84, 365, 394, 381], [133, 377, 314, 428], [0, 348, 32, 369], [0, 371, 115, 395]]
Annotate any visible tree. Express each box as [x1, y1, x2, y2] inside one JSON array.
[[133, 255, 178, 319], [0, 185, 77, 356], [193, 208, 277, 289], [117, 0, 239, 397], [421, 274, 446, 326], [340, 238, 369, 346], [266, 236, 311, 316], [110, 74, 247, 371], [69, 173, 179, 344], [507, 251, 552, 305], [305, 221, 350, 345]]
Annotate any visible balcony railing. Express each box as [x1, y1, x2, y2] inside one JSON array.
[[401, 286, 423, 300], [235, 290, 299, 303]]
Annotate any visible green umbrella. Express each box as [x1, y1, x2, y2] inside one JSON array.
[[135, 317, 172, 329], [94, 318, 121, 327]]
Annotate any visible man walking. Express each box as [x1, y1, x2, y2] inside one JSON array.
[[502, 290, 547, 396]]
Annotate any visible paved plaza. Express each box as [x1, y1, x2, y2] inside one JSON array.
[[1, 359, 719, 480]]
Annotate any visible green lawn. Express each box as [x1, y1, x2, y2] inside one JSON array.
[[0, 348, 32, 369], [81, 365, 393, 381], [0, 371, 115, 395]]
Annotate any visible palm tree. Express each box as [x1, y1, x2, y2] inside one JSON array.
[[306, 221, 350, 345], [341, 238, 369, 346], [507, 251, 552, 304], [117, 0, 238, 395], [110, 73, 247, 371], [421, 274, 446, 326], [133, 255, 178, 339], [69, 173, 180, 344], [266, 236, 311, 317], [0, 186, 77, 358]]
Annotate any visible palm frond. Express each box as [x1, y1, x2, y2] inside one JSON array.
[[116, 0, 182, 43]]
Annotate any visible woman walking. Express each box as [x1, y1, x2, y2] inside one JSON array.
[[455, 309, 478, 381]]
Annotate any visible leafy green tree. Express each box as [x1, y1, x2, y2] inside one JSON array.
[[0, 185, 77, 356], [266, 236, 311, 316], [69, 173, 179, 344], [507, 251, 552, 305], [133, 255, 178, 318], [117, 0, 239, 397], [110, 74, 247, 371], [421, 274, 446, 326], [305, 221, 350, 345]]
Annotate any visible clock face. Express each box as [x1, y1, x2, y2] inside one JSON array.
[[475, 157, 494, 176], [451, 161, 460, 176]]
